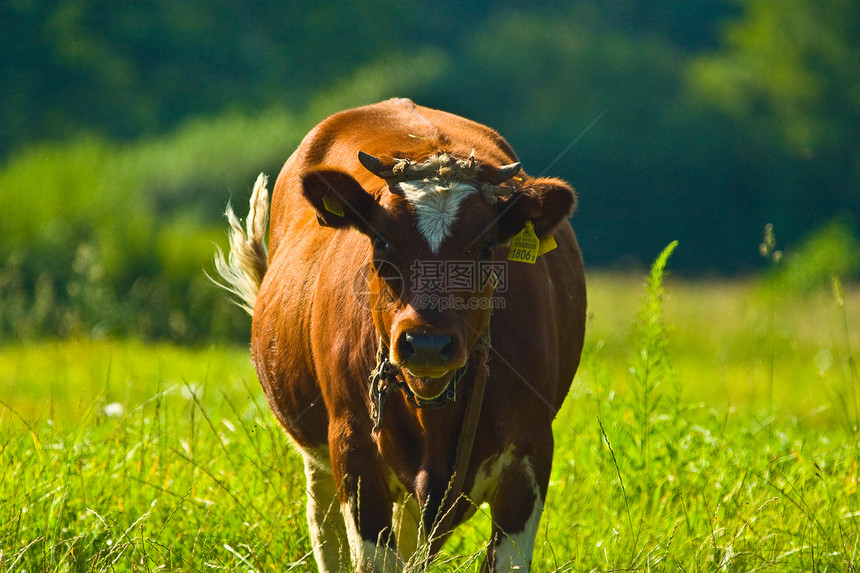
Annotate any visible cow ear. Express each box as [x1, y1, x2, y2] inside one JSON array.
[[302, 170, 375, 231], [497, 177, 577, 241]]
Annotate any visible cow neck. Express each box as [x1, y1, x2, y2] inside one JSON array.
[[367, 319, 492, 554]]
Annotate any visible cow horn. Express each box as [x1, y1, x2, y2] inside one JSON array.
[[358, 151, 386, 177], [496, 162, 521, 182]]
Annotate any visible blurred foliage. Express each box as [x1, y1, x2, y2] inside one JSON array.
[[0, 52, 445, 343], [1, 0, 859, 342], [689, 0, 860, 265], [0, 0, 431, 151], [768, 219, 860, 294]]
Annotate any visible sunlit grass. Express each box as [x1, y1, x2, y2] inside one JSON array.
[[0, 341, 312, 570], [1, 269, 859, 571]]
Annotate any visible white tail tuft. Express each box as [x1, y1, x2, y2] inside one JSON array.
[[211, 173, 270, 315]]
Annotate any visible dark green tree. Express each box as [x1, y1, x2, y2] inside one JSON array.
[[689, 0, 860, 254]]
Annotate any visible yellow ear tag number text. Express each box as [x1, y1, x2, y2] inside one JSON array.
[[507, 221, 558, 263], [508, 221, 540, 263], [322, 191, 345, 217]]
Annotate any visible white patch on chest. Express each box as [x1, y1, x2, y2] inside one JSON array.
[[470, 450, 543, 569], [399, 179, 478, 254], [469, 445, 517, 503]]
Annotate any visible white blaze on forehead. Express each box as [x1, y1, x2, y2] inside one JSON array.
[[399, 179, 478, 254]]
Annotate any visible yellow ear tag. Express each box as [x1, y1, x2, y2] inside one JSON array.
[[507, 220, 540, 263], [322, 190, 345, 217], [537, 234, 557, 257]]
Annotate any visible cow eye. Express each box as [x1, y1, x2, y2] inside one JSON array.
[[479, 241, 496, 260], [372, 234, 389, 251]]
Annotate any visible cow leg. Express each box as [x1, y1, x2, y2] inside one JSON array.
[[302, 448, 348, 572], [330, 436, 400, 572], [485, 455, 548, 572], [340, 479, 401, 571]]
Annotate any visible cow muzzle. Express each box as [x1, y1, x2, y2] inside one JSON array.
[[392, 331, 464, 395], [398, 332, 455, 369]]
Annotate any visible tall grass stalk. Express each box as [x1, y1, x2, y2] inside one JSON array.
[[831, 275, 860, 434], [760, 223, 783, 429], [630, 240, 678, 485]]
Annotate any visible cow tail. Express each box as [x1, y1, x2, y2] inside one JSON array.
[[211, 173, 270, 315]]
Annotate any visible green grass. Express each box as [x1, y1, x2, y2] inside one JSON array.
[[2, 268, 859, 571], [0, 341, 308, 570]]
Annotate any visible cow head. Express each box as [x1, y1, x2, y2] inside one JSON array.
[[302, 151, 576, 401]]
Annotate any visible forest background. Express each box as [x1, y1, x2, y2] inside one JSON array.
[[1, 0, 859, 343]]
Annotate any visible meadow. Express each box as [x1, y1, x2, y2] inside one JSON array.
[[1, 261, 858, 571]]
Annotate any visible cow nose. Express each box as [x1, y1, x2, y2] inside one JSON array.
[[398, 332, 455, 370]]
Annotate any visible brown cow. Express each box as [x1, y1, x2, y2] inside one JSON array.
[[214, 98, 586, 571]]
